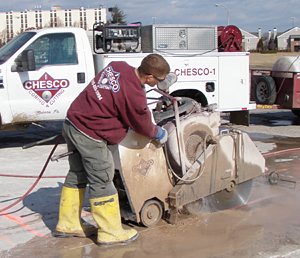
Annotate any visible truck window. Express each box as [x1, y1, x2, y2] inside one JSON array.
[[0, 32, 36, 65], [24, 33, 78, 69]]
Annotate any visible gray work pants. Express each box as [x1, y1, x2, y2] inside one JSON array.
[[62, 120, 117, 199]]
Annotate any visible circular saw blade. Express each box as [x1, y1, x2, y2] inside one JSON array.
[[183, 199, 203, 215], [204, 179, 253, 212]]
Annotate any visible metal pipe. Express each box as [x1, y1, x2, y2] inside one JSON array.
[[22, 135, 61, 149], [173, 98, 186, 177]]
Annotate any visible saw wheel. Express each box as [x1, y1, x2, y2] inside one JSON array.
[[140, 199, 163, 227], [204, 179, 253, 212]]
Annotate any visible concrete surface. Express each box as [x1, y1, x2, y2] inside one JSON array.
[[0, 109, 300, 257]]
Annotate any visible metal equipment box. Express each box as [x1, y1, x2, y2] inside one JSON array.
[[141, 24, 218, 53]]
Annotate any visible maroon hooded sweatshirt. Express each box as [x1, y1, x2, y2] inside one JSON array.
[[67, 61, 158, 145]]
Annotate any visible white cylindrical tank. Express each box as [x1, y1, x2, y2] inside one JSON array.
[[272, 55, 300, 78]]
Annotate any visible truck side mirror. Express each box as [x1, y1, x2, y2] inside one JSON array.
[[11, 49, 36, 72], [22, 49, 36, 71]]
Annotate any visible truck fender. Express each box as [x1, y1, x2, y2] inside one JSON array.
[[171, 89, 208, 107]]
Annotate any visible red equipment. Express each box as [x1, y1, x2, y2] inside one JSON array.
[[218, 25, 243, 52]]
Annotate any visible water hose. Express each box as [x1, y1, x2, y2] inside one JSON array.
[[0, 131, 299, 213], [0, 135, 63, 213]]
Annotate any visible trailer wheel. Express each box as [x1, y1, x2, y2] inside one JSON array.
[[140, 199, 163, 227], [254, 75, 276, 104]]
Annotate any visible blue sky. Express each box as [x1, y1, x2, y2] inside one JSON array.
[[1, 0, 299, 34]]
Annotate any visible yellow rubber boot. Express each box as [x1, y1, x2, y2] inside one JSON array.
[[54, 186, 96, 238], [90, 194, 138, 245]]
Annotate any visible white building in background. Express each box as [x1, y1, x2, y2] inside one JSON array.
[[0, 5, 107, 42], [277, 27, 300, 51], [240, 28, 259, 51]]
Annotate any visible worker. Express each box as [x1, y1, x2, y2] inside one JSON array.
[[54, 54, 170, 246]]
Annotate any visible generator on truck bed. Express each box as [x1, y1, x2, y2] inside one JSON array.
[[0, 23, 254, 131]]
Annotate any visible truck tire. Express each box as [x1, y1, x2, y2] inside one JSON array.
[[292, 109, 300, 118], [254, 75, 276, 105]]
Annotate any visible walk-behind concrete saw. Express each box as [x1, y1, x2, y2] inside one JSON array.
[[109, 74, 265, 227]]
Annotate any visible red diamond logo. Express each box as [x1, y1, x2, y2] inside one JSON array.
[[23, 73, 70, 104]]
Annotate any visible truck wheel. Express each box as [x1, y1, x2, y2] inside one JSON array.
[[292, 109, 300, 118], [254, 75, 276, 105]]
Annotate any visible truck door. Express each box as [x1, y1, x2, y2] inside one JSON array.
[[0, 73, 11, 125], [6, 32, 87, 124]]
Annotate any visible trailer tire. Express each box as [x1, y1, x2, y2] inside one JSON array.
[[254, 75, 276, 104]]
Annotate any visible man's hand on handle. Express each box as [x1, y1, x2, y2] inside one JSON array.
[[153, 126, 168, 144]]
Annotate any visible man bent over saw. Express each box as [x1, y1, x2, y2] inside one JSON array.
[[54, 54, 170, 245]]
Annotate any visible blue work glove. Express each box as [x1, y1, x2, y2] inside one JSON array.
[[153, 126, 168, 144]]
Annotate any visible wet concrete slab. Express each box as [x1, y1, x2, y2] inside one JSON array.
[[1, 110, 300, 257]]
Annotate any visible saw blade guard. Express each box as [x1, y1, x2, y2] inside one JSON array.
[[163, 111, 220, 177]]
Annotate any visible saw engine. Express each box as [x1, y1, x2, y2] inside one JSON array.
[[110, 75, 265, 227]]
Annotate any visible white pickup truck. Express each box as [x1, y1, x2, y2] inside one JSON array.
[[0, 25, 254, 131]]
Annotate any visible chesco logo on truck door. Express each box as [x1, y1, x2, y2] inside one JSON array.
[[174, 68, 216, 76], [23, 73, 70, 106]]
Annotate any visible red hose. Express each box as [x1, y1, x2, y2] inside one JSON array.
[[262, 147, 300, 157], [0, 140, 299, 213], [0, 174, 65, 178], [0, 135, 64, 213]]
